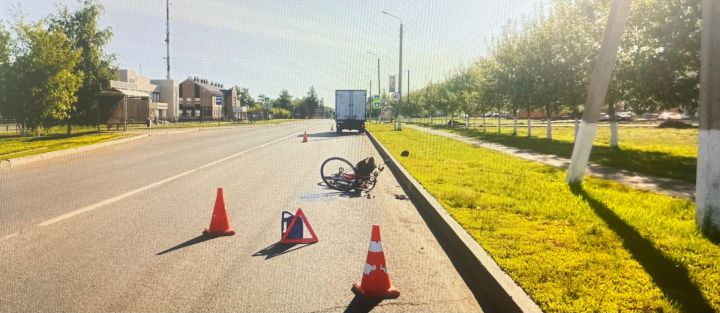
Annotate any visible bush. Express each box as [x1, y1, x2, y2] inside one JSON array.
[[271, 108, 291, 119]]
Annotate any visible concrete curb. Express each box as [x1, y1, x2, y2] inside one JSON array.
[[366, 130, 543, 313], [0, 134, 149, 170]]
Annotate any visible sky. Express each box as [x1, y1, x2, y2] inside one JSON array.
[[1, 0, 548, 105]]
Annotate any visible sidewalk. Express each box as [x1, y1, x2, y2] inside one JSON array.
[[406, 124, 695, 200]]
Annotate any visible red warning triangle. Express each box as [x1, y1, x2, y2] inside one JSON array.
[[280, 208, 319, 244]]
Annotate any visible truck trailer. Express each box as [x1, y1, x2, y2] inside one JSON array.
[[334, 89, 367, 134]]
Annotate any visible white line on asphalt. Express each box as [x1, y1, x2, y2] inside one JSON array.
[[1, 232, 19, 241], [37, 130, 304, 227]]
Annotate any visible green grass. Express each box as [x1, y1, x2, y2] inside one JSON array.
[[412, 121, 697, 182], [369, 123, 718, 313], [0, 132, 127, 160]]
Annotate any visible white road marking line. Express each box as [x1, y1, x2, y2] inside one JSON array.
[[1, 232, 19, 241], [37, 130, 303, 227]]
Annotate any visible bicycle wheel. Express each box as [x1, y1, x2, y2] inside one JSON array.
[[321, 157, 357, 191]]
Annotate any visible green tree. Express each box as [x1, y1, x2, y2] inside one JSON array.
[[237, 87, 254, 107], [0, 24, 11, 117], [4, 22, 83, 133], [302, 86, 319, 118], [291, 98, 305, 118], [49, 0, 116, 134], [619, 0, 701, 114], [274, 89, 293, 110]]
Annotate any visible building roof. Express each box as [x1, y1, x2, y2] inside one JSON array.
[[100, 88, 150, 98], [182, 78, 224, 95]]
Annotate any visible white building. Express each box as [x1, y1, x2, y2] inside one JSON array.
[[100, 70, 179, 124]]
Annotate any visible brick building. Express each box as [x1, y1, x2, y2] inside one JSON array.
[[179, 77, 231, 120]]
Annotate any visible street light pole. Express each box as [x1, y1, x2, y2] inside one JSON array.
[[383, 11, 403, 130], [367, 51, 382, 119]]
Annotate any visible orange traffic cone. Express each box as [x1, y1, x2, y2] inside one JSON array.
[[302, 131, 308, 143], [203, 188, 235, 236], [352, 225, 400, 299]]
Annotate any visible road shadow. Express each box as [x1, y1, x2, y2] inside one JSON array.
[[315, 182, 364, 199], [343, 294, 381, 313], [251, 242, 313, 259], [570, 184, 714, 313], [156, 233, 217, 255], [298, 131, 343, 138]]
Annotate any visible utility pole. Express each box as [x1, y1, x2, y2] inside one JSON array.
[[367, 51, 382, 118], [123, 97, 128, 132], [398, 22, 403, 129], [369, 79, 372, 115], [566, 0, 631, 183], [407, 69, 410, 112], [383, 11, 403, 130], [165, 0, 171, 79], [377, 58, 381, 99], [697, 0, 720, 239]]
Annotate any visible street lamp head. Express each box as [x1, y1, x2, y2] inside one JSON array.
[[382, 11, 402, 23]]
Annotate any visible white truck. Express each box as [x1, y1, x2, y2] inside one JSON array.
[[334, 90, 368, 134]]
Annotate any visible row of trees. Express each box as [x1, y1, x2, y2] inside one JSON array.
[[0, 0, 117, 134], [255, 87, 325, 119], [404, 0, 700, 144]]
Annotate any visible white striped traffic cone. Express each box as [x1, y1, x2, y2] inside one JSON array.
[[351, 224, 400, 299]]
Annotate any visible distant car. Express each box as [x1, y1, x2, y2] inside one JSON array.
[[599, 113, 611, 121], [658, 112, 683, 120], [615, 111, 634, 121]]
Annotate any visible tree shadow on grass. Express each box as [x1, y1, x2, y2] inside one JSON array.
[[570, 184, 714, 313], [434, 125, 696, 183]]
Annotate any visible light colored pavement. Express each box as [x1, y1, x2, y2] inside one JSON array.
[[0, 120, 481, 312], [407, 124, 695, 199]]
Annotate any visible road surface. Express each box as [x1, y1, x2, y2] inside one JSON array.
[[0, 120, 481, 312]]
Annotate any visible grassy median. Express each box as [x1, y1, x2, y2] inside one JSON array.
[[0, 132, 127, 160], [421, 123, 697, 183], [368, 123, 718, 313]]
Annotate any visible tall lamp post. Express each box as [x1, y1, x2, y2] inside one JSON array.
[[366, 51, 381, 119], [382, 10, 403, 130]]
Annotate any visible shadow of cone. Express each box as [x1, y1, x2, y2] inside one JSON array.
[[302, 131, 308, 143], [351, 224, 400, 299], [203, 188, 235, 237]]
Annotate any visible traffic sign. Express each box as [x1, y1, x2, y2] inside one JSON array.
[[372, 95, 381, 106], [389, 75, 396, 93]]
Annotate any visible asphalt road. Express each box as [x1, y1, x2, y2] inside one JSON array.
[[0, 120, 481, 313]]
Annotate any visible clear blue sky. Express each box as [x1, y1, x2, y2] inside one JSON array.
[[1, 0, 548, 105]]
